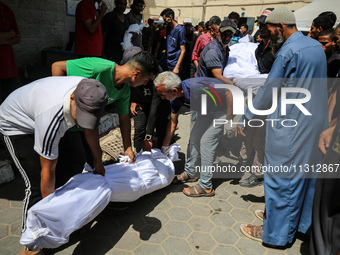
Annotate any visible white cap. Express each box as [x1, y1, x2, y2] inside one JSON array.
[[184, 18, 192, 24]]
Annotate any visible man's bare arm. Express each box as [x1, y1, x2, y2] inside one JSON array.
[[51, 61, 67, 76], [83, 1, 107, 34], [173, 45, 186, 75], [0, 35, 20, 46], [162, 112, 180, 147], [211, 69, 233, 85], [40, 157, 58, 198], [84, 128, 105, 176], [119, 113, 136, 163], [0, 29, 15, 43]]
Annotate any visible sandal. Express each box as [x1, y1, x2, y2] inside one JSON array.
[[172, 171, 198, 184], [240, 224, 263, 242], [183, 184, 215, 197], [255, 209, 265, 221]]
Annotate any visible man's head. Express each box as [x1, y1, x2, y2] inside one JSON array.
[[240, 24, 248, 35], [148, 18, 155, 28], [71, 79, 108, 130], [114, 0, 127, 14], [127, 51, 159, 87], [184, 18, 193, 33], [219, 19, 237, 46], [256, 8, 274, 39], [198, 21, 205, 33], [310, 15, 333, 40], [205, 21, 210, 33], [131, 0, 145, 15], [319, 29, 334, 57], [319, 11, 337, 28], [228, 11, 240, 24], [209, 16, 222, 39], [265, 6, 296, 55], [154, 71, 182, 101], [160, 8, 175, 26]]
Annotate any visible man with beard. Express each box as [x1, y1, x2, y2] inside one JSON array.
[[196, 19, 235, 85], [238, 8, 275, 188], [237, 7, 328, 247], [191, 16, 221, 71]]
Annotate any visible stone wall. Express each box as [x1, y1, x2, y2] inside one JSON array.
[[2, 0, 115, 74], [3, 0, 65, 69]]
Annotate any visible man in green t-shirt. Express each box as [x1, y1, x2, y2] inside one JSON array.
[[52, 51, 159, 162]]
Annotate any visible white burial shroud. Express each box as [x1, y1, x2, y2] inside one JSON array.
[[20, 147, 179, 251]]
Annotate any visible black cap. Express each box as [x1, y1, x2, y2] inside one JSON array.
[[255, 8, 274, 24], [219, 19, 237, 34]]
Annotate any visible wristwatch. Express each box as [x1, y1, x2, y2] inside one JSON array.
[[145, 134, 152, 141]]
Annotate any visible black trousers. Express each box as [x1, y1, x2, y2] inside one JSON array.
[[2, 131, 88, 232], [133, 100, 170, 152]]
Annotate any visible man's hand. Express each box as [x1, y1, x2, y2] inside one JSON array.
[[100, 1, 108, 16], [130, 32, 138, 42], [319, 125, 336, 154], [125, 147, 136, 163], [235, 124, 246, 137], [173, 66, 180, 75], [130, 102, 141, 116], [93, 160, 105, 176], [142, 140, 152, 151], [224, 124, 235, 138]]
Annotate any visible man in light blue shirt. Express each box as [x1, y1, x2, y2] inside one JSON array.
[[237, 7, 328, 247]]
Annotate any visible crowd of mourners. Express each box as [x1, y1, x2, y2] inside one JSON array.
[[1, 0, 340, 254]]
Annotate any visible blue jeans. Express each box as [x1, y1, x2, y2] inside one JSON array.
[[184, 111, 225, 189]]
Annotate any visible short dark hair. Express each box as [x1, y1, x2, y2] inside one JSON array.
[[198, 21, 205, 28], [205, 21, 210, 30], [160, 8, 174, 18], [240, 23, 248, 30], [128, 51, 159, 76], [228, 11, 240, 21], [313, 16, 333, 31], [132, 0, 145, 6], [209, 16, 221, 26], [319, 11, 337, 28], [148, 18, 154, 26], [320, 28, 334, 37]]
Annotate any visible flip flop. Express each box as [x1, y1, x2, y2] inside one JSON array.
[[183, 184, 215, 197], [240, 224, 263, 242]]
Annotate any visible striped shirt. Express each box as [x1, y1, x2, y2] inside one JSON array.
[[0, 76, 84, 160]]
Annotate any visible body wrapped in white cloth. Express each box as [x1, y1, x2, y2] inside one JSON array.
[[20, 148, 176, 251], [223, 42, 268, 95]]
